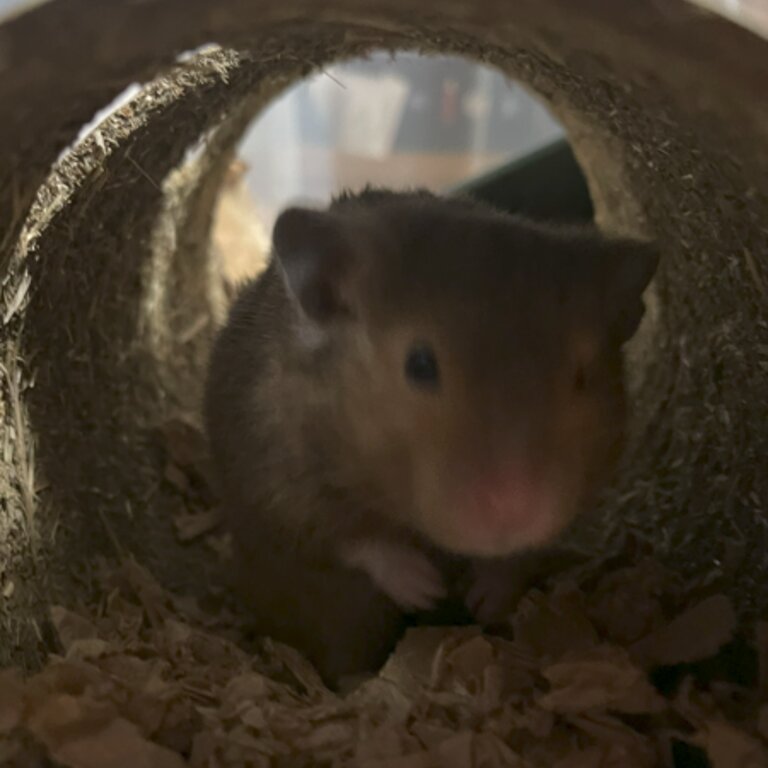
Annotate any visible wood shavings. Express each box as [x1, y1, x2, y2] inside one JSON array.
[[566, 712, 657, 759], [161, 418, 209, 477], [50, 605, 103, 657], [512, 584, 598, 661], [210, 158, 270, 287], [172, 508, 222, 543], [539, 646, 666, 714], [630, 594, 736, 667], [0, 549, 763, 766], [160, 417, 227, 552], [160, 417, 216, 506], [0, 669, 25, 732], [586, 559, 673, 645], [695, 720, 768, 767], [45, 716, 186, 768]]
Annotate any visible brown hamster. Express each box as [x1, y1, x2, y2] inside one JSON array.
[[204, 188, 658, 685]]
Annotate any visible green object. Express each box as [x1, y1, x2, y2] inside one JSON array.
[[451, 138, 593, 221]]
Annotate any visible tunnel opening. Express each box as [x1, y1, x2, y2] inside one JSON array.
[[209, 50, 581, 283]]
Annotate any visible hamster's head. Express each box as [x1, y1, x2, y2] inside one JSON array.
[[273, 191, 658, 557]]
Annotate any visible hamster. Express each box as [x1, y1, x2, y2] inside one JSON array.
[[203, 187, 658, 685]]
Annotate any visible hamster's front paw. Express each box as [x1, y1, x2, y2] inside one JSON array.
[[465, 557, 531, 626], [465, 547, 589, 625], [340, 538, 445, 612]]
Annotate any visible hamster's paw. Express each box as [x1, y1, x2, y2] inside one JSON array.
[[465, 557, 531, 626], [466, 547, 588, 625], [340, 539, 445, 612]]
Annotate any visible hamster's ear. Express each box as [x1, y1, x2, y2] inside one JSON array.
[[272, 207, 355, 323], [602, 239, 659, 342]]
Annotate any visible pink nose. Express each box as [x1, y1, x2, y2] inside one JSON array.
[[465, 464, 558, 545]]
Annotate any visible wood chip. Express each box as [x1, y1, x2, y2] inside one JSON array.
[[630, 594, 736, 667]]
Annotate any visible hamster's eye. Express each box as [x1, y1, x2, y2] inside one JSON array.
[[405, 344, 440, 389]]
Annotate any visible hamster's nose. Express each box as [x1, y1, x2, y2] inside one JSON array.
[[462, 463, 561, 552]]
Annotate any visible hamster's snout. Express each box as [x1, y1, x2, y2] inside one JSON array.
[[417, 455, 574, 558], [482, 463, 559, 525], [457, 462, 564, 556]]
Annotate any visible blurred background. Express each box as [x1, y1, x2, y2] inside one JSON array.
[[216, 51, 565, 282], [238, 51, 564, 230]]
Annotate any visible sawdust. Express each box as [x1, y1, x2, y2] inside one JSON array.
[[0, 0, 767, 677], [0, 547, 761, 766], [210, 160, 270, 289], [0, 419, 762, 767]]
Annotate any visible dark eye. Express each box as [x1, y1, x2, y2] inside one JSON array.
[[405, 344, 440, 389]]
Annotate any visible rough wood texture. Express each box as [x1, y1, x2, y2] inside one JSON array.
[[0, 0, 766, 667]]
